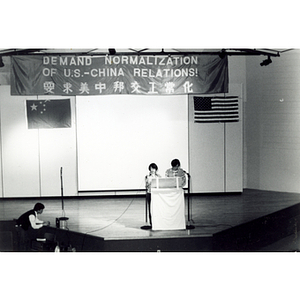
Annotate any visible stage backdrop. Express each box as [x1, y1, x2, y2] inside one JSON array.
[[11, 55, 228, 96], [76, 94, 189, 192]]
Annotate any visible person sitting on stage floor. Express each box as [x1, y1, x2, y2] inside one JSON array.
[[165, 158, 186, 187], [145, 163, 161, 227], [16, 202, 50, 251]]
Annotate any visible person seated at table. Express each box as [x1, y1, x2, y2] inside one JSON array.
[[165, 158, 186, 187], [16, 202, 50, 251], [145, 163, 161, 226]]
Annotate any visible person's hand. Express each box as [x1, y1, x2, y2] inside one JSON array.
[[43, 221, 50, 226]]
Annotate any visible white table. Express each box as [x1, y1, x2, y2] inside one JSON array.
[[151, 188, 186, 230]]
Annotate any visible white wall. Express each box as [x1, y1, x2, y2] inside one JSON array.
[[0, 55, 246, 197], [245, 49, 300, 192], [0, 88, 40, 196], [0, 82, 242, 197], [228, 56, 247, 188], [76, 95, 189, 193], [1, 51, 299, 196], [37, 95, 77, 197], [188, 83, 243, 193], [0, 86, 77, 197]]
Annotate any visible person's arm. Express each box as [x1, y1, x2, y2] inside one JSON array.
[[145, 175, 150, 189], [180, 169, 186, 187], [37, 216, 50, 226], [29, 214, 44, 229], [181, 174, 186, 187]]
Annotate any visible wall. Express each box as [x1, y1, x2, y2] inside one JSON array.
[[76, 94, 189, 193], [0, 54, 245, 197], [2, 50, 300, 195], [0, 86, 77, 197], [188, 83, 243, 193], [228, 56, 247, 187], [245, 49, 300, 192], [186, 56, 246, 194]]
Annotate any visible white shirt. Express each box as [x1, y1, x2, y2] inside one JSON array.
[[145, 173, 161, 193], [29, 211, 44, 229], [165, 167, 186, 187]]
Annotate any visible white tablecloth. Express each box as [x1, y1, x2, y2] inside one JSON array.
[[151, 188, 186, 230]]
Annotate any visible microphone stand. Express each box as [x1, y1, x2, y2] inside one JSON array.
[[56, 167, 69, 230], [141, 175, 152, 230], [185, 172, 195, 230]]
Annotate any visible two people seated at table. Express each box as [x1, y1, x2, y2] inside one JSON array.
[[145, 159, 186, 226], [145, 158, 186, 192]]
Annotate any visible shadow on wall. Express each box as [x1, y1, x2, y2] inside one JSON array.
[[0, 56, 11, 85]]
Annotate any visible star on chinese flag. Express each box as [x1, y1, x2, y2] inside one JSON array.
[[26, 99, 71, 129]]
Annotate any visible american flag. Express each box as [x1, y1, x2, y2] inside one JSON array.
[[194, 96, 239, 123]]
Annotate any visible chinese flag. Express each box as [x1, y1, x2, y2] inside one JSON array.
[[26, 99, 71, 129]]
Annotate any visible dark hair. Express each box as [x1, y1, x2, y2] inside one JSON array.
[[171, 159, 180, 167], [34, 203, 45, 211], [148, 163, 158, 171]]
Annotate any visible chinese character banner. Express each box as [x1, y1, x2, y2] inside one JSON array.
[[11, 55, 228, 96]]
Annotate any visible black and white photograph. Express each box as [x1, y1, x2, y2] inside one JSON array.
[[0, 2, 299, 299]]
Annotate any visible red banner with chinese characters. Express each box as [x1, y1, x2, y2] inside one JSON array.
[[11, 55, 228, 95]]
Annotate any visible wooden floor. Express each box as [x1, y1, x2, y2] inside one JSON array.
[[1, 188, 300, 247]]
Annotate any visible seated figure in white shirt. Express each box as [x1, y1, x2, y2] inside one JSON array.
[[165, 158, 186, 187], [145, 163, 161, 227]]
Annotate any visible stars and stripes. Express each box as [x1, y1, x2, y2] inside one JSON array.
[[193, 96, 239, 123]]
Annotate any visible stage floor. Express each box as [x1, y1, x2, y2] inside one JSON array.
[[1, 189, 300, 243]]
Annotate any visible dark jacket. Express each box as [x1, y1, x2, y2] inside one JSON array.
[[16, 209, 36, 230]]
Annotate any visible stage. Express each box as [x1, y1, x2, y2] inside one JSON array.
[[1, 189, 300, 251]]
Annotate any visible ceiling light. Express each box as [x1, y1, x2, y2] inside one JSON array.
[[260, 56, 272, 66], [219, 49, 226, 59], [108, 48, 116, 55]]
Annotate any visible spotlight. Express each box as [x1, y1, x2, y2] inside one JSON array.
[[108, 48, 116, 55], [0, 57, 4, 68], [260, 56, 272, 66], [219, 49, 226, 59]]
